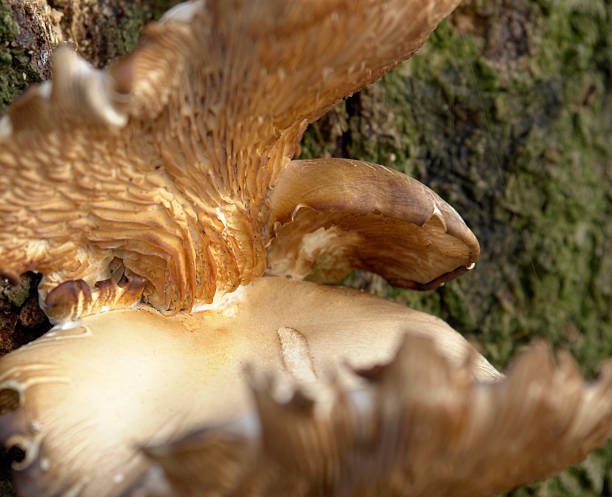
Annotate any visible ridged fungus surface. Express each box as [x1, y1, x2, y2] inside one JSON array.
[[0, 1, 610, 497]]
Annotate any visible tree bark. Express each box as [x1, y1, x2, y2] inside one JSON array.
[[0, 0, 610, 496]]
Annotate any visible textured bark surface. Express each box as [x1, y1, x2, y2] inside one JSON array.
[[0, 0, 610, 496], [0, 0, 181, 106]]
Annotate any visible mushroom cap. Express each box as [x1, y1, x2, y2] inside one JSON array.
[[0, 0, 462, 321], [267, 159, 480, 289], [0, 277, 498, 497], [131, 337, 612, 497]]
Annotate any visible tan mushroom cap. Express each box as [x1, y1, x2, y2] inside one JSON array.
[[131, 336, 612, 497], [267, 159, 480, 288], [0, 0, 462, 322], [0, 277, 498, 497]]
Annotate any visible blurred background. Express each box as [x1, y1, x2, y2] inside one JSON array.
[[0, 0, 610, 495]]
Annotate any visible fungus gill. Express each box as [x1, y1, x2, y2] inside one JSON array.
[[0, 1, 610, 497]]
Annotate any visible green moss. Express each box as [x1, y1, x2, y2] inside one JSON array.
[[302, 1, 611, 494], [0, 276, 29, 307], [299, 101, 348, 159], [106, 0, 185, 59], [0, 2, 41, 112], [0, 3, 17, 42], [107, 3, 149, 58], [0, 0, 186, 112]]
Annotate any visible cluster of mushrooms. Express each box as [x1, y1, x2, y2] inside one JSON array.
[[0, 1, 610, 496]]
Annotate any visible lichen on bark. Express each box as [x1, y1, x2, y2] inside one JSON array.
[[0, 1, 41, 109], [0, 0, 183, 112]]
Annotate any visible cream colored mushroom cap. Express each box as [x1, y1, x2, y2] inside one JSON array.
[[0, 277, 499, 497]]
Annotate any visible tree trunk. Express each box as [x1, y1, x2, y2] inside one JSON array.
[[0, 0, 610, 496]]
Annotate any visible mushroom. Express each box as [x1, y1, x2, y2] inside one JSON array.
[[0, 1, 609, 497], [0, 278, 500, 497], [266, 158, 480, 288], [137, 336, 612, 497]]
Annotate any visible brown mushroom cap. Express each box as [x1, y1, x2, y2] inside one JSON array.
[[267, 159, 480, 289], [0, 0, 462, 321], [131, 337, 612, 497], [0, 277, 498, 497]]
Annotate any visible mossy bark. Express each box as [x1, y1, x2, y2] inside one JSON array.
[[0, 0, 182, 109], [0, 0, 610, 496]]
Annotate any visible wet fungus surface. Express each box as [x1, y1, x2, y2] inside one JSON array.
[[0, 1, 610, 496]]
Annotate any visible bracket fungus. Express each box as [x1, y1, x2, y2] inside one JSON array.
[[0, 1, 610, 497]]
